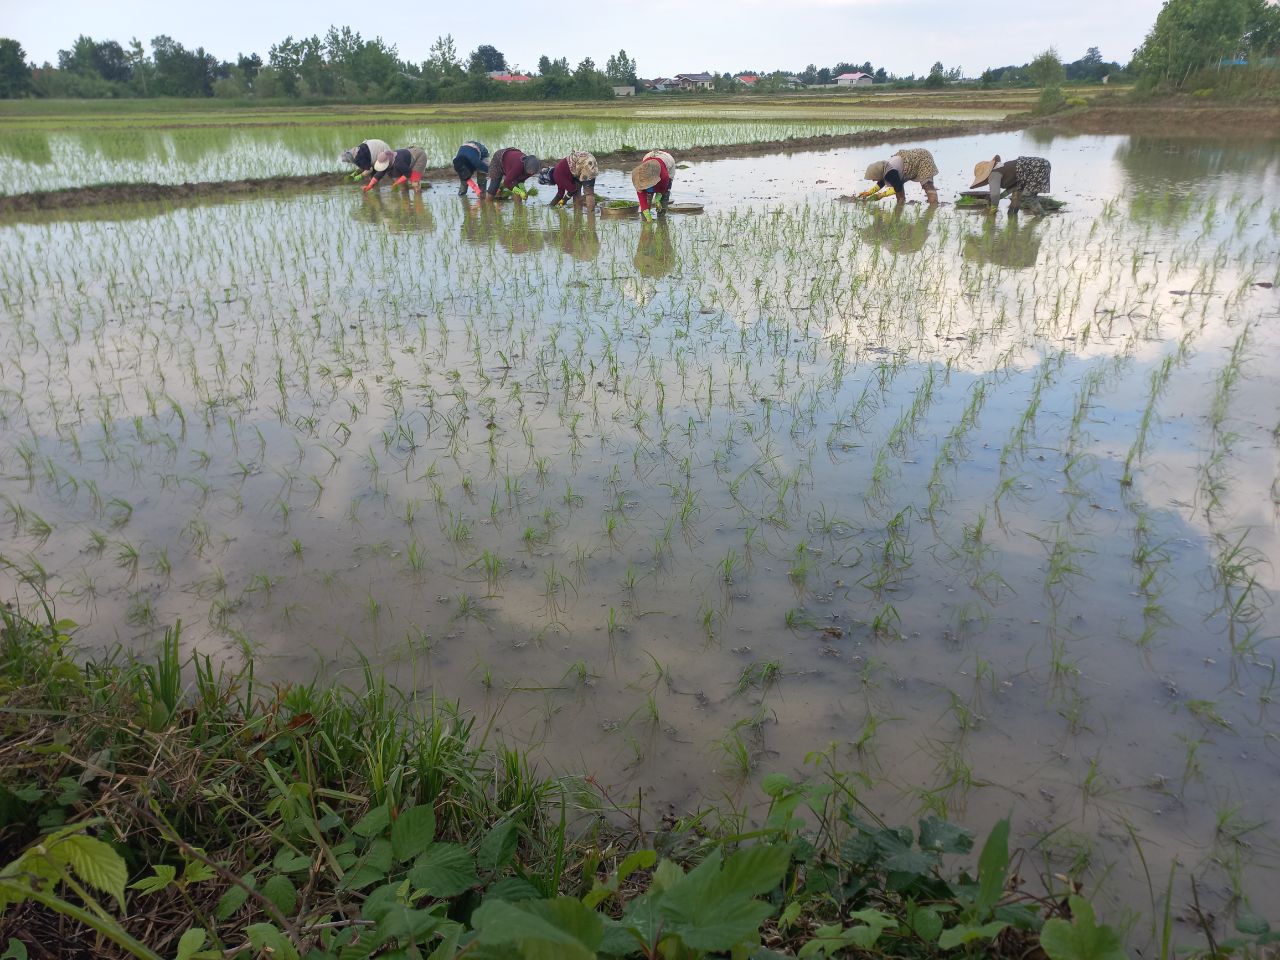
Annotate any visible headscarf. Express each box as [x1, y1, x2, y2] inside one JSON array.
[[567, 151, 598, 182]]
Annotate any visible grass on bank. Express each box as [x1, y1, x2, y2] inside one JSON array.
[[0, 603, 1266, 959]]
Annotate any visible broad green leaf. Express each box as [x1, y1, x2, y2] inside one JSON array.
[[214, 874, 256, 921], [761, 773, 794, 797], [778, 901, 803, 931], [477, 820, 518, 874], [652, 846, 789, 953], [616, 850, 656, 884], [426, 924, 462, 960], [937, 920, 1009, 950], [408, 843, 478, 898], [246, 923, 300, 960], [974, 817, 1010, 918], [261, 874, 298, 915], [909, 904, 944, 943], [650, 858, 684, 892], [56, 834, 127, 910], [918, 816, 974, 854], [371, 905, 444, 944], [130, 864, 177, 895], [1039, 896, 1126, 960], [342, 838, 394, 891], [485, 876, 542, 902], [1, 938, 28, 960], [181, 859, 217, 885], [667, 897, 774, 952], [353, 803, 391, 839], [718, 844, 792, 899], [360, 881, 403, 923], [472, 897, 599, 960], [599, 916, 644, 957], [797, 923, 864, 958], [390, 804, 436, 863], [618, 892, 663, 952], [175, 928, 206, 960], [271, 847, 312, 874]]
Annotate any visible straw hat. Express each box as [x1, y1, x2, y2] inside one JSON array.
[[373, 150, 395, 173], [632, 159, 663, 191], [864, 160, 888, 182], [971, 155, 1001, 188]]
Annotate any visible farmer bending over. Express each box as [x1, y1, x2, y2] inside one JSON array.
[[632, 150, 676, 221], [863, 148, 939, 205], [364, 147, 429, 192], [970, 154, 1052, 216], [486, 147, 541, 199], [539, 151, 598, 207], [452, 141, 490, 197], [340, 138, 392, 180]]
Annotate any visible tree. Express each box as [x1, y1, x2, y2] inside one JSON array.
[[874, 67, 888, 83], [126, 38, 153, 94], [605, 49, 637, 86], [471, 44, 507, 72], [1026, 47, 1066, 87], [0, 38, 32, 98], [427, 34, 461, 76], [237, 53, 262, 82], [151, 35, 217, 96], [924, 61, 947, 87], [1132, 0, 1279, 86]]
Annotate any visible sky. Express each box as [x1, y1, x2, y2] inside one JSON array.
[[5, 0, 1165, 78]]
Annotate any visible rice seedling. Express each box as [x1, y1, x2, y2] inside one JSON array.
[[2, 131, 1278, 934]]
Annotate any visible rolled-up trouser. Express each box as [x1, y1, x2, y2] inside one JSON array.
[[405, 146, 428, 178]]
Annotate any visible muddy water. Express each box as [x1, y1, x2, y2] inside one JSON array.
[[1, 130, 1278, 932]]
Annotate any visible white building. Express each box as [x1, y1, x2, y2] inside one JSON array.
[[835, 72, 874, 86]]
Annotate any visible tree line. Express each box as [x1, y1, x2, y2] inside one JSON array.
[[0, 31, 637, 101], [1, 1, 1278, 101]]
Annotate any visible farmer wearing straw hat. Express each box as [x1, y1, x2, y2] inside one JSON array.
[[539, 151, 599, 207], [632, 150, 676, 222], [970, 154, 1052, 215], [363, 147, 429, 192], [452, 141, 490, 197], [340, 138, 392, 180], [485, 147, 541, 199], [862, 148, 940, 205]]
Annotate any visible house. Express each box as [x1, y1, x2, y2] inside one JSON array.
[[835, 72, 874, 86], [738, 75, 759, 87], [648, 77, 676, 91], [612, 85, 636, 97], [488, 73, 533, 84], [784, 76, 806, 88], [675, 72, 715, 91]]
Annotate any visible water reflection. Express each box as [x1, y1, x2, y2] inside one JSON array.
[[859, 204, 936, 254], [1114, 137, 1279, 188], [548, 207, 601, 262], [633, 220, 675, 278], [458, 201, 545, 255], [352, 191, 436, 233], [961, 215, 1043, 269]]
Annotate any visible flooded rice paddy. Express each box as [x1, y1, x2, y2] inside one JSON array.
[[0, 118, 930, 195], [1, 129, 1278, 929]]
